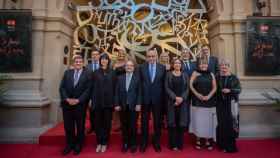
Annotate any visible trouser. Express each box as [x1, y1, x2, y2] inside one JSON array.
[[63, 107, 85, 148], [89, 106, 95, 130], [94, 108, 113, 145], [120, 107, 138, 147], [168, 107, 185, 149], [141, 104, 162, 145]]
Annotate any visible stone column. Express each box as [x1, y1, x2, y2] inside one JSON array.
[[207, 0, 280, 138], [0, 0, 74, 143]]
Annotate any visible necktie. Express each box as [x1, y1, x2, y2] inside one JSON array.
[[186, 61, 190, 70], [150, 64, 155, 82], [74, 70, 79, 87], [93, 63, 95, 71], [93, 63, 97, 71], [149, 64, 154, 82], [126, 73, 132, 91]]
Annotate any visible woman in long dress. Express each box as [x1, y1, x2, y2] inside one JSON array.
[[216, 59, 241, 153], [189, 58, 217, 150], [165, 58, 190, 151]]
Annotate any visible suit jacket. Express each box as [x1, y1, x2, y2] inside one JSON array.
[[208, 56, 219, 75], [182, 60, 196, 77], [59, 68, 91, 109], [86, 62, 99, 72], [91, 68, 116, 109], [165, 72, 190, 127], [114, 71, 142, 110], [139, 62, 166, 106]]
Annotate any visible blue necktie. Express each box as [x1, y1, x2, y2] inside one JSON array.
[[93, 63, 97, 71], [74, 70, 79, 87], [149, 64, 155, 82]]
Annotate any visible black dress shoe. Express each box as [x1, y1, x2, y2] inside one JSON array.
[[139, 144, 147, 153], [153, 143, 161, 152], [62, 146, 72, 155], [121, 144, 129, 153], [73, 145, 81, 155], [130, 145, 137, 153]]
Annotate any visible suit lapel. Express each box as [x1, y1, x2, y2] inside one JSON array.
[[121, 75, 126, 91], [153, 63, 158, 82], [127, 72, 136, 91], [145, 63, 152, 84], [69, 69, 75, 89]]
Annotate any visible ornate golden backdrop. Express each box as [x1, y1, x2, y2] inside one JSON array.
[[71, 0, 209, 62]]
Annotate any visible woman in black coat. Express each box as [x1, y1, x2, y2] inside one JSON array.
[[216, 59, 241, 153], [165, 58, 190, 151], [91, 53, 116, 153]]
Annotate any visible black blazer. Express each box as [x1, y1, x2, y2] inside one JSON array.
[[139, 62, 166, 106], [165, 72, 190, 103], [165, 72, 190, 127], [91, 68, 116, 109], [59, 68, 91, 109], [114, 71, 142, 110], [208, 56, 219, 75]]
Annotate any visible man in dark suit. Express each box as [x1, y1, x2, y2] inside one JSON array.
[[59, 55, 91, 155], [181, 48, 196, 77], [86, 49, 100, 134], [114, 59, 142, 153], [200, 44, 219, 75], [139, 48, 166, 152]]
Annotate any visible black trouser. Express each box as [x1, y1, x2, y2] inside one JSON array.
[[89, 106, 95, 131], [168, 107, 184, 149], [120, 107, 138, 147], [62, 107, 85, 148], [141, 104, 162, 145], [94, 108, 113, 145]]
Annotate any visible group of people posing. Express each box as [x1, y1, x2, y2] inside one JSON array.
[[59, 44, 241, 156]]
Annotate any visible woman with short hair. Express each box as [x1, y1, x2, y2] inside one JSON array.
[[216, 59, 241, 153]]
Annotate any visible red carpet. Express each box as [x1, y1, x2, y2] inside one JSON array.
[[1, 139, 280, 158], [1, 121, 280, 158]]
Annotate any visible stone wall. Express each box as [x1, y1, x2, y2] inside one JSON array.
[[0, 0, 74, 143]]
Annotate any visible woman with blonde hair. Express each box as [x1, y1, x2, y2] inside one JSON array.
[[159, 51, 171, 71]]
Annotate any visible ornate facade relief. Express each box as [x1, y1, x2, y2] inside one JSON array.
[[71, 0, 209, 61]]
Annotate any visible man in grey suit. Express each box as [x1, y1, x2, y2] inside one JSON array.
[[86, 48, 100, 134]]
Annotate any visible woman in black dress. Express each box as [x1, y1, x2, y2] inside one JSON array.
[[91, 53, 116, 153], [189, 58, 217, 150], [165, 58, 190, 151], [216, 59, 241, 153]]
